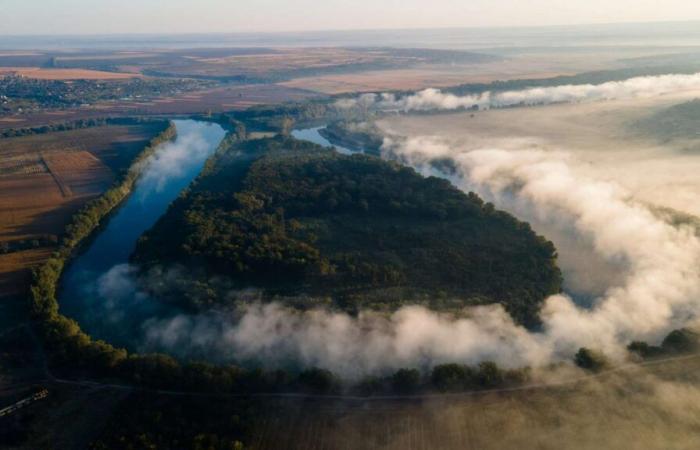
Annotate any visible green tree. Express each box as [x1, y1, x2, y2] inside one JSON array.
[[391, 368, 421, 393], [574, 348, 608, 372]]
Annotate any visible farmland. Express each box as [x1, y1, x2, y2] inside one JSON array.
[[3, 354, 698, 449], [0, 68, 138, 81], [0, 122, 169, 331], [0, 84, 321, 131]]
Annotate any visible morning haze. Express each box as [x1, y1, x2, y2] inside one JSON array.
[[2, 0, 700, 34], [2, 0, 700, 449]]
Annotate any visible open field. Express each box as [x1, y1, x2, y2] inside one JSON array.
[[0, 84, 321, 131], [0, 123, 165, 314], [3, 355, 700, 449], [136, 84, 320, 112], [0, 67, 138, 80], [0, 47, 497, 80], [279, 56, 611, 94], [246, 360, 700, 450], [0, 248, 53, 316]]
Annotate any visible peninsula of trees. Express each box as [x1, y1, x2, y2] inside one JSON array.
[[133, 136, 562, 326]]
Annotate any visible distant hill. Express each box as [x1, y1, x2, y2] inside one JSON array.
[[132, 136, 562, 327], [634, 99, 700, 142]]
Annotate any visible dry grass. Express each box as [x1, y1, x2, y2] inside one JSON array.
[[279, 57, 602, 94], [0, 247, 53, 297], [0, 124, 165, 301], [247, 359, 700, 450], [0, 67, 138, 80], [0, 84, 320, 132]]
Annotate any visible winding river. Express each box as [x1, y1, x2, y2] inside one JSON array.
[[58, 120, 226, 347], [291, 126, 356, 154], [58, 122, 350, 350]]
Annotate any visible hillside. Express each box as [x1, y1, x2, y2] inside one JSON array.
[[132, 136, 562, 327], [634, 98, 700, 142]]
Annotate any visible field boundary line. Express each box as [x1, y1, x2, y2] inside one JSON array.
[[41, 153, 73, 198]]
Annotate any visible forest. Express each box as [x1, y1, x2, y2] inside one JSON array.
[[133, 135, 563, 327], [19, 117, 699, 407]]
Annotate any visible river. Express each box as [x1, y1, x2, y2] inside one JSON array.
[[58, 123, 350, 350], [291, 127, 355, 155], [58, 119, 226, 346]]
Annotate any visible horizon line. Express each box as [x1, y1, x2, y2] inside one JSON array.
[[2, 18, 700, 39]]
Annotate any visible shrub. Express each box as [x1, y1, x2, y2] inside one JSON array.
[[661, 328, 700, 354], [391, 368, 421, 394], [574, 348, 608, 372]]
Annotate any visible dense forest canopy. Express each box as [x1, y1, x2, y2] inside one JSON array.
[[133, 136, 562, 326]]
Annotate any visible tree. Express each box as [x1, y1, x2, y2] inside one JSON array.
[[476, 361, 504, 387], [391, 368, 421, 393], [431, 363, 470, 391], [298, 368, 340, 394], [574, 348, 607, 372], [661, 328, 700, 354], [627, 341, 663, 359]]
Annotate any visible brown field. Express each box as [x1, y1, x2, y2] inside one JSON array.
[[0, 84, 321, 132], [0, 67, 138, 80], [279, 57, 609, 94], [0, 248, 53, 299], [186, 48, 389, 76], [6, 356, 700, 450], [0, 124, 165, 310], [127, 84, 320, 113]]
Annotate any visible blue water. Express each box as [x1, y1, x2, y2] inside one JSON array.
[[57, 124, 356, 351], [291, 127, 355, 155], [59, 120, 226, 342]]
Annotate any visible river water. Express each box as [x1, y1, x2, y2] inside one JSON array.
[[291, 127, 355, 155], [58, 123, 348, 349], [58, 120, 226, 345]]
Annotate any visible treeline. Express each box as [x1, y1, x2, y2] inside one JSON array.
[[333, 64, 700, 117], [628, 328, 700, 359], [225, 101, 334, 133], [28, 121, 181, 380], [572, 328, 700, 374], [443, 65, 700, 98], [0, 234, 59, 255], [357, 362, 528, 396], [0, 116, 166, 139]]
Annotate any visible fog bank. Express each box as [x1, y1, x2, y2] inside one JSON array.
[[336, 72, 700, 112], [126, 133, 700, 377]]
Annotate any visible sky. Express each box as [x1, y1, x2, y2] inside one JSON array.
[[1, 0, 700, 35]]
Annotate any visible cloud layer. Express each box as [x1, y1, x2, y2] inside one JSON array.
[[336, 72, 700, 112]]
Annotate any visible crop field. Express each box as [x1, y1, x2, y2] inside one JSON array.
[[245, 360, 700, 450], [131, 84, 321, 112], [5, 357, 699, 450], [279, 58, 592, 94], [0, 47, 498, 79], [0, 67, 138, 80], [0, 123, 165, 315], [0, 84, 321, 131]]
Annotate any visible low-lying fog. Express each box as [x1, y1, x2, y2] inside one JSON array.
[[74, 74, 700, 382], [379, 90, 700, 218], [369, 85, 700, 372]]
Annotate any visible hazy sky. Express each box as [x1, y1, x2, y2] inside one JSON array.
[[1, 0, 700, 34]]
